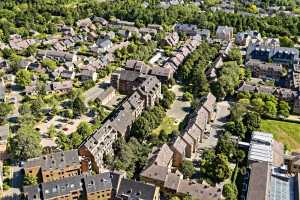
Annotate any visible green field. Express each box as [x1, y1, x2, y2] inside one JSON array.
[[260, 119, 300, 151], [152, 117, 178, 136]]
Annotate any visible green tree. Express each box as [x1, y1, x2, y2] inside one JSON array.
[[23, 174, 38, 186], [69, 131, 83, 148], [55, 132, 71, 150], [264, 101, 277, 117], [18, 102, 32, 115], [251, 98, 265, 113], [42, 58, 57, 71], [278, 101, 290, 117], [279, 36, 294, 47], [0, 103, 13, 123], [228, 48, 242, 65], [131, 116, 151, 140], [47, 125, 57, 138], [161, 85, 175, 109], [77, 121, 92, 138], [9, 125, 42, 160], [31, 98, 44, 118], [16, 69, 32, 87], [243, 111, 261, 134], [180, 160, 195, 178], [72, 96, 86, 116], [223, 183, 238, 200]]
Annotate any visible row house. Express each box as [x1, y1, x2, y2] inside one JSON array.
[[24, 171, 160, 200], [23, 150, 82, 183], [161, 32, 179, 47], [37, 50, 77, 63], [162, 35, 201, 73], [174, 23, 198, 36], [141, 155, 223, 200], [172, 93, 216, 166]]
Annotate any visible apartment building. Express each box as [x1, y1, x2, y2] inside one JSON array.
[[24, 171, 159, 200], [80, 73, 161, 172], [23, 150, 82, 183], [246, 59, 285, 81]]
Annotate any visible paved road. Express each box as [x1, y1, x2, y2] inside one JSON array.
[[84, 75, 111, 103]]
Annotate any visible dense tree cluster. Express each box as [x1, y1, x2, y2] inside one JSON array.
[[177, 42, 219, 98], [109, 137, 150, 179], [160, 85, 176, 109], [211, 61, 241, 100], [237, 91, 291, 118], [130, 105, 166, 141]]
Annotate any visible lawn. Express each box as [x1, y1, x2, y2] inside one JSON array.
[[260, 119, 300, 151], [152, 116, 178, 136]]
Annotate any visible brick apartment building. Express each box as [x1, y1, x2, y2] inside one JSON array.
[[23, 171, 160, 200], [23, 150, 82, 183], [80, 72, 161, 172]]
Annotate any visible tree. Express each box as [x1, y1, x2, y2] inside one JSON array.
[[23, 175, 38, 186], [31, 98, 44, 118], [16, 69, 32, 87], [251, 97, 265, 113], [72, 96, 86, 116], [69, 131, 83, 148], [278, 101, 290, 117], [77, 121, 92, 138], [247, 4, 258, 13], [56, 132, 71, 150], [228, 48, 242, 65], [42, 58, 57, 71], [180, 160, 195, 178], [243, 111, 261, 134], [0, 103, 13, 123], [216, 132, 237, 161], [223, 183, 238, 200], [9, 125, 42, 160], [183, 91, 193, 101], [264, 101, 277, 117], [279, 36, 294, 47], [18, 102, 32, 115], [161, 85, 175, 109], [47, 125, 57, 138], [131, 116, 151, 140]]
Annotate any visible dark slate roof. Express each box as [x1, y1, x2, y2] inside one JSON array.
[[41, 175, 83, 199], [116, 178, 158, 200], [24, 150, 80, 171], [118, 70, 141, 82], [84, 172, 112, 193]]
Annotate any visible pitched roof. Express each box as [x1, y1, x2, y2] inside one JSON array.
[[247, 162, 270, 200], [116, 178, 158, 200], [140, 164, 169, 182], [172, 137, 187, 155], [202, 92, 216, 114], [148, 144, 173, 167]]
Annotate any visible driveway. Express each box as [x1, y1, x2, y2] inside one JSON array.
[[166, 85, 191, 122], [197, 101, 231, 150]]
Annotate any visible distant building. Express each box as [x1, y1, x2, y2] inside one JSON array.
[[174, 23, 198, 36], [37, 50, 77, 63], [216, 26, 234, 41]]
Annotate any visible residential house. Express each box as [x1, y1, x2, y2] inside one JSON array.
[[161, 32, 179, 47], [37, 50, 77, 63], [171, 137, 187, 167], [76, 18, 92, 29], [236, 31, 261, 46], [216, 26, 234, 41], [96, 38, 113, 52], [246, 59, 285, 82], [60, 70, 76, 80], [51, 81, 73, 93], [174, 24, 198, 36], [198, 29, 211, 40], [79, 69, 97, 81], [23, 150, 82, 183], [60, 26, 75, 36]]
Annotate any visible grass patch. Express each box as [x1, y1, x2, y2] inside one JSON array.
[[260, 119, 300, 151], [152, 117, 178, 136]]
